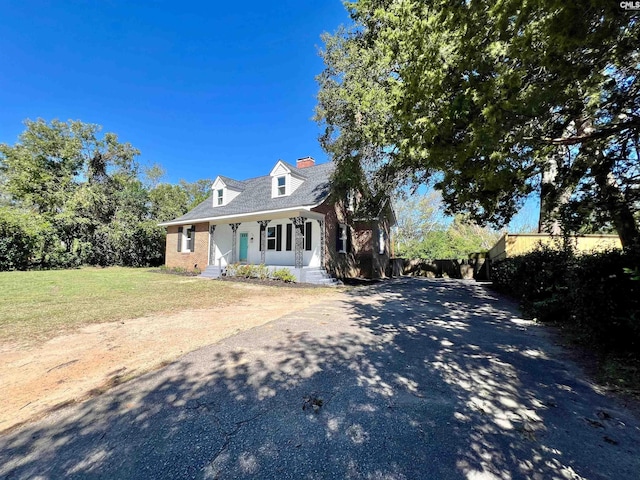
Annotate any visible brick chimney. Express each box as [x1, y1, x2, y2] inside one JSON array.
[[296, 156, 315, 169]]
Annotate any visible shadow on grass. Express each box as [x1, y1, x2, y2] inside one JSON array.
[[1, 278, 639, 479]]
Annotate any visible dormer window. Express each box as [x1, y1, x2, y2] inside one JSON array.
[[269, 160, 304, 198], [212, 175, 244, 207]]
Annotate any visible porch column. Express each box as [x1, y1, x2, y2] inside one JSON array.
[[257, 220, 271, 264], [208, 224, 216, 265], [230, 223, 240, 263], [290, 216, 305, 269], [316, 218, 325, 268]]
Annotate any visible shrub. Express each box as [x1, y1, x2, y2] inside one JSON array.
[[491, 245, 640, 353], [0, 207, 39, 270], [271, 268, 296, 283], [569, 248, 640, 351], [254, 264, 270, 280], [0, 207, 77, 270], [492, 245, 574, 323], [225, 264, 297, 283], [234, 264, 254, 277]]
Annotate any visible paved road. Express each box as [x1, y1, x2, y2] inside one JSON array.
[[2, 278, 639, 479]]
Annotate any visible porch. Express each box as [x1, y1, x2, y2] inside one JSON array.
[[203, 212, 332, 283]]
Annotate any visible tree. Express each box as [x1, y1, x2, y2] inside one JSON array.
[[0, 119, 165, 268], [316, 1, 640, 246], [394, 190, 501, 259], [148, 183, 190, 222], [179, 178, 214, 211], [143, 163, 167, 189], [143, 163, 213, 223], [393, 190, 446, 253]]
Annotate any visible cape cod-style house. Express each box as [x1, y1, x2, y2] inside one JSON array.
[[159, 157, 395, 284]]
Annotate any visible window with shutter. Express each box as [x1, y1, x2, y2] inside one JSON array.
[[177, 225, 195, 252], [188, 227, 195, 252], [267, 226, 276, 250], [378, 228, 385, 255], [336, 223, 347, 253]]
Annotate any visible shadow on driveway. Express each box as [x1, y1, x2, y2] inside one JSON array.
[[1, 278, 639, 479]]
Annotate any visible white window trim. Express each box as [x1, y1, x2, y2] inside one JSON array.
[[277, 176, 286, 196], [337, 223, 347, 253], [378, 228, 385, 255], [216, 188, 224, 206], [267, 226, 277, 250], [182, 225, 193, 253]]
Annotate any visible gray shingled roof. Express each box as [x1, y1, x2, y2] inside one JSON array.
[[217, 175, 246, 191], [165, 161, 334, 224]]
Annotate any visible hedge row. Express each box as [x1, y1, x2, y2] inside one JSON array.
[[0, 207, 165, 271], [491, 245, 640, 353]]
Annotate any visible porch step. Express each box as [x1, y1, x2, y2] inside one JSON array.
[[200, 265, 224, 279], [302, 268, 343, 287]]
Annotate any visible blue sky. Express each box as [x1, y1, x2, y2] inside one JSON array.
[[0, 0, 537, 230], [0, 0, 350, 184]]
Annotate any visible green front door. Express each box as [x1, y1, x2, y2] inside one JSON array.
[[239, 232, 248, 263]]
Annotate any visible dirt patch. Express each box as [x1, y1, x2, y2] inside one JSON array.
[[0, 285, 340, 433]]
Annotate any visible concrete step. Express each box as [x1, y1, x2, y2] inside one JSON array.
[[305, 274, 332, 281], [311, 278, 342, 286], [302, 268, 342, 286], [200, 265, 223, 279]]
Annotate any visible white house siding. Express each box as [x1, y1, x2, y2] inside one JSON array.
[[303, 220, 321, 267], [226, 188, 241, 204], [290, 175, 304, 195], [211, 223, 232, 267], [210, 218, 321, 268], [211, 179, 242, 208]]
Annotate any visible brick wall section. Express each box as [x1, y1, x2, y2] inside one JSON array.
[[164, 222, 209, 272], [372, 213, 392, 277], [313, 200, 358, 278], [354, 221, 374, 278], [353, 225, 372, 253], [313, 198, 392, 279]]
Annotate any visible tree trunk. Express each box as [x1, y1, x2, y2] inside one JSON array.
[[538, 149, 572, 235], [593, 159, 639, 248]]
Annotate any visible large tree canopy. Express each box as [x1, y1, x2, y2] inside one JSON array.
[[316, 0, 640, 246], [0, 119, 211, 270]]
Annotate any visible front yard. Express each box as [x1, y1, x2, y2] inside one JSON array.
[[0, 266, 332, 345], [0, 267, 339, 432]]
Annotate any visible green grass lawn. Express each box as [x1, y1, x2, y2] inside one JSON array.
[[0, 267, 297, 345]]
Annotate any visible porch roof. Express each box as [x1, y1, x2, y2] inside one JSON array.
[[161, 207, 325, 226]]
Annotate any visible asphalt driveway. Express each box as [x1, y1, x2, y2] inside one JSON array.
[[1, 278, 639, 479]]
